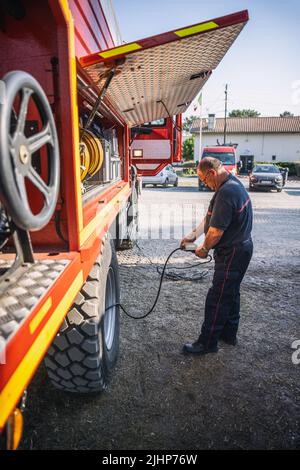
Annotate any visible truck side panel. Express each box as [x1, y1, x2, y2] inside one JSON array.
[[68, 0, 115, 57]]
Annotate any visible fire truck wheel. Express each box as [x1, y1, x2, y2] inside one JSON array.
[[44, 235, 120, 393], [0, 71, 60, 230]]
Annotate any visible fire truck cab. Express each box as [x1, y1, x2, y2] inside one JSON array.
[[198, 144, 239, 190]]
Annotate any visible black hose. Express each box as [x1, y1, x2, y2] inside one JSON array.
[[156, 263, 209, 281], [106, 247, 212, 320]]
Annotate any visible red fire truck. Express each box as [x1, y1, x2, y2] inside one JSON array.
[[202, 146, 238, 174], [198, 145, 239, 190], [0, 0, 248, 449]]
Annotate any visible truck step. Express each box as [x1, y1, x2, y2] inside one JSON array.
[[0, 259, 70, 349]]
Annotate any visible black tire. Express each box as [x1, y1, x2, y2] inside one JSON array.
[[277, 188, 283, 192], [163, 178, 169, 188], [174, 178, 178, 187], [142, 183, 146, 188], [44, 234, 120, 393]]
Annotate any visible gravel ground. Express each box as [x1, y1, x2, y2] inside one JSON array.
[[21, 177, 300, 450]]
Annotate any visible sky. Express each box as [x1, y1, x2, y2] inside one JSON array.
[[113, 0, 300, 119]]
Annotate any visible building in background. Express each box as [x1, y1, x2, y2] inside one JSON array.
[[190, 116, 300, 172]]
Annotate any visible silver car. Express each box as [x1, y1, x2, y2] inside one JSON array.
[[142, 165, 178, 188], [249, 164, 283, 192]]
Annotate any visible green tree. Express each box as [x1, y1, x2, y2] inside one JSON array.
[[280, 111, 294, 117], [229, 109, 261, 117], [182, 115, 198, 132], [182, 137, 194, 161]]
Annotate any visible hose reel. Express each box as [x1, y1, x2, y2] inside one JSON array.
[[0, 71, 60, 231], [80, 129, 104, 181]]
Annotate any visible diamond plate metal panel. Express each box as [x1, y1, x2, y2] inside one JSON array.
[[131, 139, 170, 159], [83, 22, 246, 126], [0, 260, 70, 349]]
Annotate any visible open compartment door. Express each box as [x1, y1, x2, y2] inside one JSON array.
[[80, 10, 248, 173]]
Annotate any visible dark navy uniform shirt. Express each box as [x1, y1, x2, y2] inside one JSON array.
[[204, 174, 253, 250]]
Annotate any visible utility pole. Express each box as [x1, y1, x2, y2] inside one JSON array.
[[198, 92, 203, 164], [223, 83, 228, 145]]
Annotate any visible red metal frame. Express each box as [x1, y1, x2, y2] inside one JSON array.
[[135, 162, 169, 177]]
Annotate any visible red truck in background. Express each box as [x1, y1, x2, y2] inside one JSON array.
[[130, 116, 182, 176], [198, 145, 239, 190], [0, 0, 248, 449]]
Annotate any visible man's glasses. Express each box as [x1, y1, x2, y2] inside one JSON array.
[[201, 170, 211, 186]]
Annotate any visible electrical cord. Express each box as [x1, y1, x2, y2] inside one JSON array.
[[105, 245, 212, 320], [135, 241, 210, 282], [156, 263, 209, 281]]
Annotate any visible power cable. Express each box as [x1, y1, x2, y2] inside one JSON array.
[[105, 243, 212, 320]]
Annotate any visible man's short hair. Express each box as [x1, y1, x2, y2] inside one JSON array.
[[198, 157, 222, 174]]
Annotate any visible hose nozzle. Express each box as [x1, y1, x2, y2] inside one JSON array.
[[182, 243, 197, 253]]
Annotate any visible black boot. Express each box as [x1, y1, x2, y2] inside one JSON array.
[[182, 341, 218, 355], [219, 334, 238, 346]]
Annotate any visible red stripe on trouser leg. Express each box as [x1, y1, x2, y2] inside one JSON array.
[[206, 247, 236, 348]]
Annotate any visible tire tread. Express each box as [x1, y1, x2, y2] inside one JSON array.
[[44, 236, 117, 393]]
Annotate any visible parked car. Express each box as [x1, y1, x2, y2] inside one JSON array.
[[249, 164, 283, 192], [142, 165, 178, 188], [278, 166, 289, 186]]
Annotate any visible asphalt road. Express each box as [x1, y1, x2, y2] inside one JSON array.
[[20, 176, 300, 450]]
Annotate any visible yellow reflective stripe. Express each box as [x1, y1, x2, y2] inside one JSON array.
[[175, 21, 218, 37], [0, 271, 83, 428], [29, 298, 52, 334], [99, 43, 142, 59], [68, 18, 84, 233]]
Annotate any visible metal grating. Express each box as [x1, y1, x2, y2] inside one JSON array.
[[83, 22, 246, 126], [0, 259, 70, 349]]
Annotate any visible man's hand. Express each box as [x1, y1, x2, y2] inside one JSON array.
[[180, 234, 196, 249], [195, 245, 209, 258], [180, 219, 205, 250]]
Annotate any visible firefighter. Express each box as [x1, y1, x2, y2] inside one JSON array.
[[181, 157, 253, 355]]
